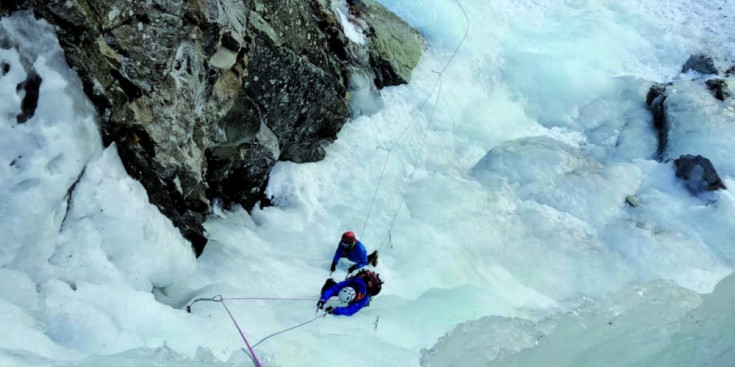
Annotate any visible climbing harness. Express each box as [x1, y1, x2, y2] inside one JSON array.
[[359, 1, 470, 252]]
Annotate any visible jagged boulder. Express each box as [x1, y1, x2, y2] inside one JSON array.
[[625, 195, 640, 208], [682, 54, 718, 75], [705, 79, 731, 101], [674, 154, 726, 195], [2, 0, 425, 255]]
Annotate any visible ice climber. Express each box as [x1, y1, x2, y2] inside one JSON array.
[[317, 269, 383, 316], [330, 231, 378, 273]]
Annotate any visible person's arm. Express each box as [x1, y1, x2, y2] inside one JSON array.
[[332, 245, 344, 265], [351, 242, 368, 270], [320, 279, 349, 302], [332, 296, 369, 316]]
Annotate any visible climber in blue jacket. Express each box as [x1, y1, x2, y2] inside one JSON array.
[[317, 277, 370, 316], [330, 231, 378, 273]]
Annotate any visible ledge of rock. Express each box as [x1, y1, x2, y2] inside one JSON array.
[[645, 83, 669, 159], [705, 79, 731, 101], [1, 0, 426, 255], [682, 54, 718, 75], [351, 0, 427, 88], [674, 154, 726, 195]]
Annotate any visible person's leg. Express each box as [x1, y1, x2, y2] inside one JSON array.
[[368, 251, 379, 266]]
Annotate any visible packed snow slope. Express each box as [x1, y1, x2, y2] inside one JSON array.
[[1, 0, 734, 366]]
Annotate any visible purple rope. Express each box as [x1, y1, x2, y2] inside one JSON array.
[[216, 296, 262, 367], [222, 297, 317, 302]]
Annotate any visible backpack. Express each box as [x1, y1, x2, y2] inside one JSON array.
[[350, 269, 383, 296]]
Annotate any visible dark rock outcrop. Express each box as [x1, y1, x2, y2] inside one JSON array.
[[705, 79, 731, 101], [682, 54, 718, 75], [674, 154, 726, 195], [349, 0, 427, 88], [625, 195, 640, 208], [15, 69, 42, 123], [645, 84, 669, 159], [2, 0, 425, 255]]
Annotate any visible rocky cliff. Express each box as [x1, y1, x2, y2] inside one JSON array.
[[1, 0, 426, 255]]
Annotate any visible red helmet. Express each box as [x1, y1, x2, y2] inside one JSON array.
[[341, 231, 356, 243]]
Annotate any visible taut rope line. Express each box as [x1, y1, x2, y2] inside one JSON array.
[[378, 78, 443, 251], [186, 296, 317, 313], [186, 295, 326, 365], [216, 296, 262, 367], [251, 313, 326, 348], [360, 1, 470, 249]]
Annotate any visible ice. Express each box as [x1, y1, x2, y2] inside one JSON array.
[[422, 274, 735, 367], [0, 13, 101, 278], [330, 0, 367, 45], [52, 145, 197, 292], [664, 78, 735, 174], [1, 1, 735, 366], [646, 272, 735, 366]]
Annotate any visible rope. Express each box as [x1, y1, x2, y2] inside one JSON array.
[[217, 296, 262, 367], [186, 296, 317, 313], [360, 1, 470, 250], [252, 313, 327, 348], [359, 72, 444, 240], [222, 297, 317, 302], [186, 295, 327, 361], [378, 78, 443, 251]]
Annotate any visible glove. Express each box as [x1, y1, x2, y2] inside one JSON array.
[[324, 306, 334, 314], [330, 262, 337, 272], [317, 300, 325, 309], [348, 264, 358, 273]]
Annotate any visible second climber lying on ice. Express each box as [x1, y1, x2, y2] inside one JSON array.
[[317, 269, 383, 316]]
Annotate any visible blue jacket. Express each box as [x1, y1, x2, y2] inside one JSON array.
[[319, 278, 370, 316], [332, 240, 367, 269]]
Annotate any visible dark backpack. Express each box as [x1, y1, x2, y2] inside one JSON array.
[[350, 269, 383, 296]]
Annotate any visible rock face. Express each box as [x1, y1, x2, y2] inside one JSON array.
[[2, 0, 425, 255], [15, 69, 42, 124], [682, 54, 718, 75], [674, 155, 726, 194], [645, 84, 669, 159], [350, 0, 426, 88], [705, 79, 731, 101], [645, 56, 730, 198]]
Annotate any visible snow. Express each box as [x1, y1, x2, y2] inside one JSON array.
[[331, 0, 367, 45], [423, 273, 735, 367], [0, 13, 101, 275], [664, 78, 735, 172], [1, 0, 735, 366], [423, 278, 704, 367]]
